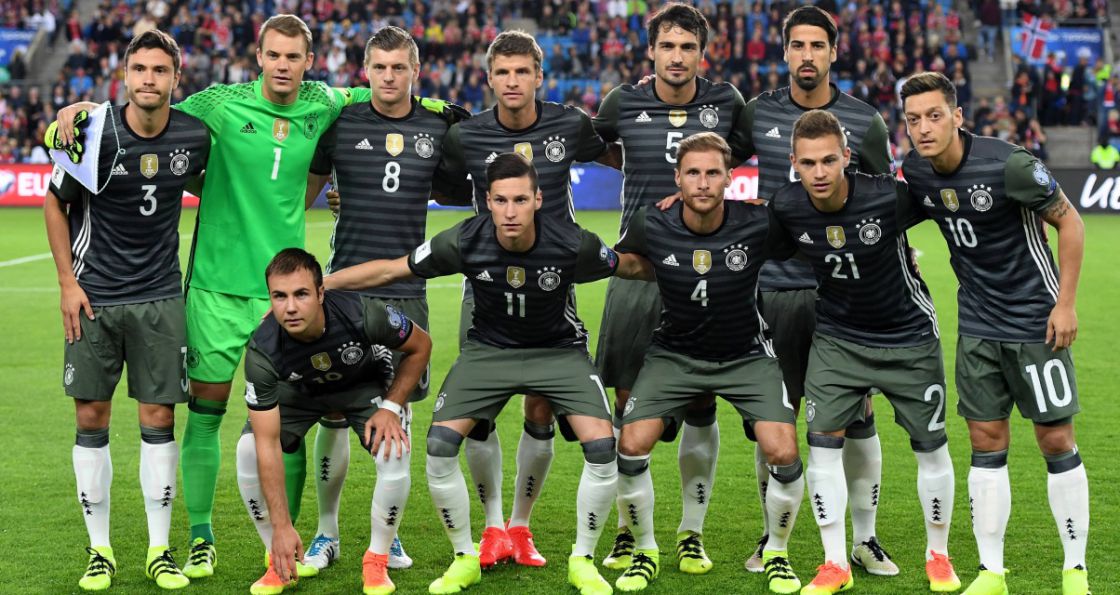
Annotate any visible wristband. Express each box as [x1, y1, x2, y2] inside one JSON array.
[[379, 399, 405, 418]]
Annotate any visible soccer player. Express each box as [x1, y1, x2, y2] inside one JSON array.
[[296, 25, 466, 573], [326, 153, 652, 595], [437, 30, 609, 568], [591, 3, 753, 574], [43, 30, 210, 591], [738, 6, 897, 575], [768, 109, 958, 594], [612, 132, 805, 595], [236, 248, 431, 595], [901, 72, 1089, 595]]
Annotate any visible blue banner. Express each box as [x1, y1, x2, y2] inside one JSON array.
[[0, 28, 35, 67], [426, 162, 625, 211], [1011, 26, 1103, 66]]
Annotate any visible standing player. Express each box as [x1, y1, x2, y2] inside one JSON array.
[[901, 72, 1089, 595], [437, 30, 608, 569], [236, 249, 431, 595], [738, 6, 897, 575], [612, 133, 805, 595], [591, 3, 753, 574], [296, 25, 466, 573], [769, 110, 959, 594], [326, 154, 652, 595], [43, 30, 210, 591]]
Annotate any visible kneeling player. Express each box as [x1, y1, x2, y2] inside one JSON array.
[[769, 110, 958, 594], [612, 133, 804, 594], [237, 249, 431, 595], [327, 153, 652, 595]]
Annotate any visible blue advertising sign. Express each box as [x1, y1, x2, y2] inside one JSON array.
[[426, 162, 625, 211], [1011, 26, 1103, 66], [0, 28, 35, 67]]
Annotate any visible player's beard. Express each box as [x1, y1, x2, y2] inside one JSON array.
[[660, 65, 696, 89], [792, 65, 826, 92]]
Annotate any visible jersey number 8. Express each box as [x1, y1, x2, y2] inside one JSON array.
[[383, 162, 401, 193]]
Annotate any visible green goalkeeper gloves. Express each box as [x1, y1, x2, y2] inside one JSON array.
[[43, 110, 92, 164]]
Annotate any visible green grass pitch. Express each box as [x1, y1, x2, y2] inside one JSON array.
[[0, 207, 1116, 594]]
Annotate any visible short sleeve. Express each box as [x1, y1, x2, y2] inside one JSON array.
[[243, 344, 280, 411], [574, 228, 619, 282], [407, 222, 464, 278], [765, 206, 798, 261], [1005, 148, 1061, 213], [437, 124, 468, 182], [727, 92, 755, 164], [574, 109, 607, 162], [894, 179, 928, 229], [592, 87, 621, 142], [174, 84, 230, 133], [858, 113, 894, 175], [309, 121, 337, 176], [362, 300, 413, 349], [615, 206, 649, 254], [49, 163, 84, 203]]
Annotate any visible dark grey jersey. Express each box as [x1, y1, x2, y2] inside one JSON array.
[[407, 215, 619, 349], [748, 85, 892, 291], [616, 202, 792, 361], [593, 78, 752, 235], [311, 99, 452, 299], [440, 101, 606, 223], [49, 104, 210, 306], [770, 173, 938, 347], [903, 131, 1063, 342]]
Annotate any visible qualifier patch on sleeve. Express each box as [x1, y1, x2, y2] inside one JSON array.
[[1033, 161, 1057, 196]]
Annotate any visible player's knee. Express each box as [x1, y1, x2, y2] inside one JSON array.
[[139, 403, 175, 429], [763, 442, 799, 467], [75, 400, 110, 430], [967, 420, 1010, 451], [523, 395, 555, 425], [426, 425, 465, 458], [1035, 421, 1075, 457], [617, 432, 652, 458], [581, 437, 617, 465]]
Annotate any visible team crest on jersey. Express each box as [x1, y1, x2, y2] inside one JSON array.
[[434, 392, 446, 412], [940, 188, 960, 212], [303, 113, 320, 139], [545, 136, 566, 162], [805, 399, 816, 422], [692, 250, 712, 274], [969, 184, 994, 212], [668, 109, 687, 128], [311, 352, 332, 371], [140, 154, 158, 179], [170, 149, 190, 176], [623, 396, 636, 417], [386, 133, 404, 156], [858, 219, 882, 245], [273, 118, 290, 141], [339, 341, 364, 365], [724, 244, 748, 272], [64, 363, 75, 386], [537, 266, 562, 291], [415, 133, 435, 159], [699, 105, 719, 129], [507, 266, 526, 288], [826, 226, 846, 249], [514, 142, 534, 161]]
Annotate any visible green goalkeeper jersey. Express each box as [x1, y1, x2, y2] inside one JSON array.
[[177, 77, 371, 298]]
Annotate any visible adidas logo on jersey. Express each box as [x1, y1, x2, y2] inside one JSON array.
[[923, 195, 935, 207], [355, 138, 374, 151], [484, 152, 499, 164], [475, 270, 493, 282], [287, 372, 302, 381], [635, 111, 652, 123], [766, 127, 781, 139], [240, 122, 257, 134], [662, 254, 680, 266], [798, 232, 813, 244], [111, 163, 129, 176]]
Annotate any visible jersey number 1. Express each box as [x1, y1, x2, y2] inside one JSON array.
[[271, 148, 282, 180]]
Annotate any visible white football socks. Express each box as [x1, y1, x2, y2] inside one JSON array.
[[314, 422, 350, 540]]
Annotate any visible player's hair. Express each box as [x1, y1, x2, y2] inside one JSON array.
[[900, 72, 958, 109], [486, 153, 539, 194], [124, 29, 181, 72], [791, 109, 848, 152], [486, 31, 543, 72], [258, 14, 313, 54], [782, 5, 839, 48], [676, 132, 733, 170], [265, 248, 323, 288], [365, 25, 419, 67], [648, 3, 710, 52]]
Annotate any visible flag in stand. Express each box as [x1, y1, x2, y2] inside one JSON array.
[[1019, 13, 1053, 60]]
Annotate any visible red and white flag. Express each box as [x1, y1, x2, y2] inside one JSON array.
[[1019, 13, 1053, 60]]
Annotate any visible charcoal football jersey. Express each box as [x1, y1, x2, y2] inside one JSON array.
[[407, 215, 619, 348], [903, 131, 1063, 342], [769, 172, 939, 347], [49, 104, 210, 305]]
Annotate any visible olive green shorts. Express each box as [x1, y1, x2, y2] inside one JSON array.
[[805, 333, 948, 449], [759, 288, 817, 401], [594, 276, 661, 391], [64, 297, 188, 403], [245, 384, 412, 453], [955, 336, 1079, 423], [185, 287, 270, 383], [432, 340, 612, 424], [362, 295, 429, 402]]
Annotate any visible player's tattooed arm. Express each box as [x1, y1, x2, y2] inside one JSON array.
[[324, 255, 416, 291], [1041, 190, 1084, 350]]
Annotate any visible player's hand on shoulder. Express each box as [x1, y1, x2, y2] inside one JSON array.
[[59, 279, 93, 344], [637, 74, 656, 87], [45, 107, 93, 163], [657, 191, 682, 211], [418, 96, 471, 125], [1046, 304, 1077, 351]]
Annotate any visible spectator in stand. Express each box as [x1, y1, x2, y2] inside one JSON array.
[[1105, 109, 1120, 138], [1090, 134, 1119, 169], [979, 0, 1001, 61], [1010, 70, 1036, 118], [1067, 53, 1089, 125]]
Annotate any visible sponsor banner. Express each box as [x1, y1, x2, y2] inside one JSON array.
[[1009, 26, 1103, 66], [1053, 168, 1120, 214], [0, 164, 200, 207], [0, 28, 35, 67]]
